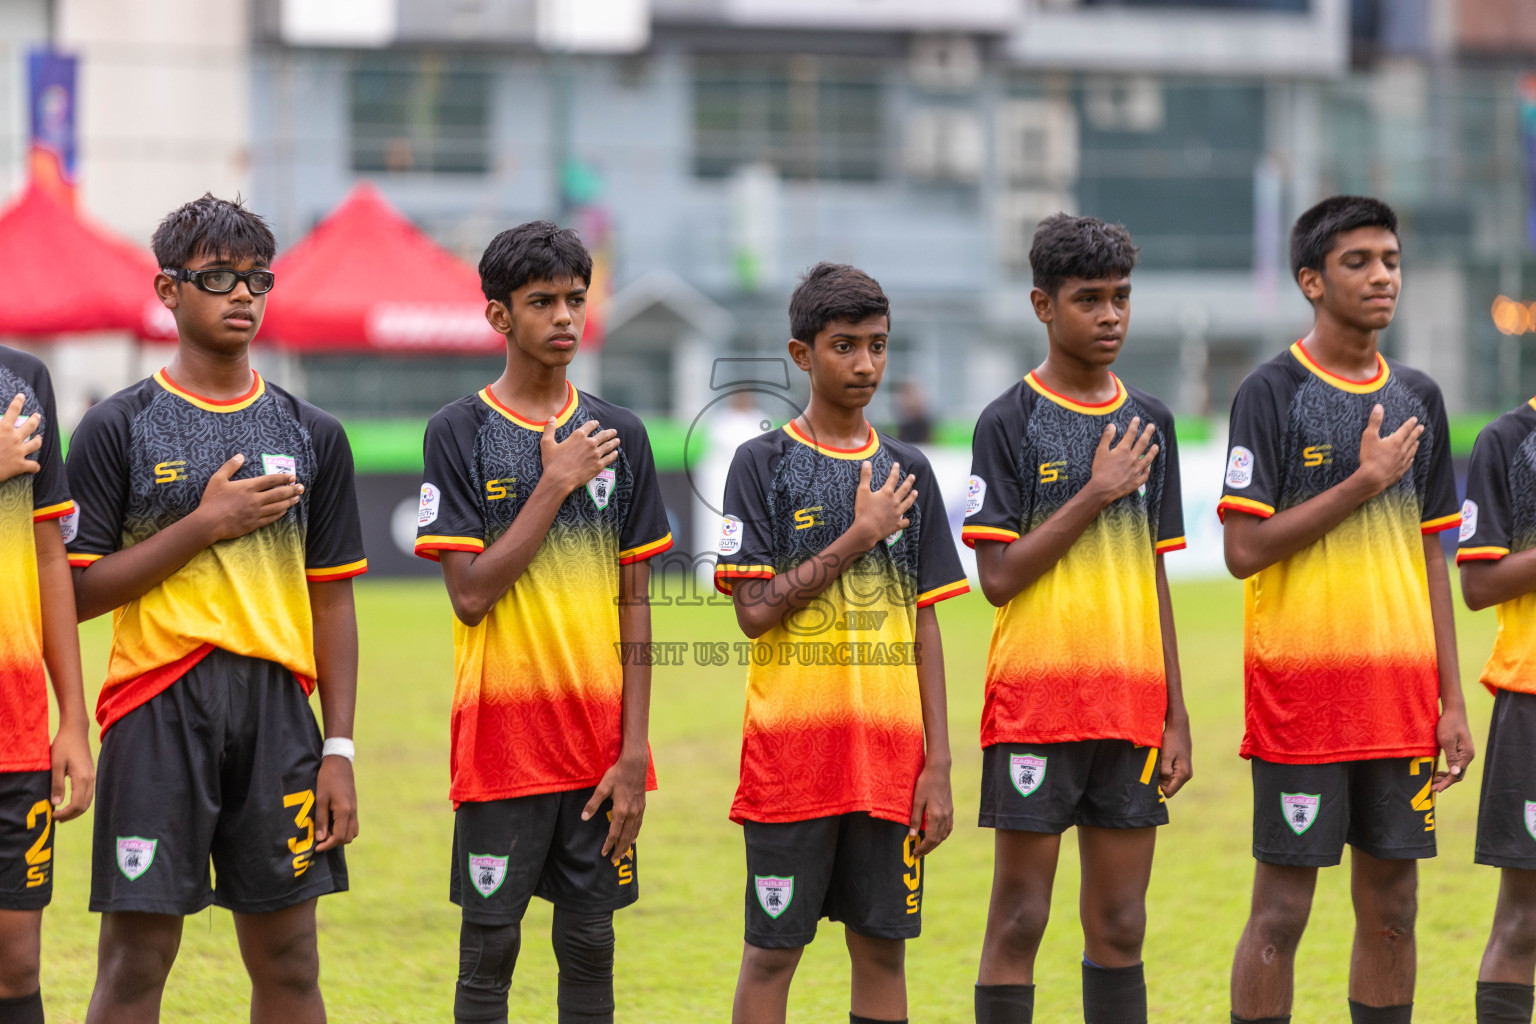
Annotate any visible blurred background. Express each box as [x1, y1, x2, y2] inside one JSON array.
[[0, 0, 1531, 576]]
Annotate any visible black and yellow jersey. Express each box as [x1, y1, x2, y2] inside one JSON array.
[[65, 369, 367, 733], [415, 381, 673, 805], [962, 371, 1184, 751], [0, 346, 72, 772], [1458, 398, 1536, 695]]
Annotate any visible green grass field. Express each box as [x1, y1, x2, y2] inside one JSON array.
[[38, 575, 1504, 1023]]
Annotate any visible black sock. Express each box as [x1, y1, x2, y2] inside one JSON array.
[[1083, 961, 1146, 1024], [976, 983, 1035, 1024], [1478, 981, 1535, 1024], [1348, 999, 1413, 1024], [1230, 1015, 1290, 1024], [0, 989, 44, 1024], [850, 1016, 907, 1024]]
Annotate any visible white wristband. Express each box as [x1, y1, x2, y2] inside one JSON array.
[[322, 737, 355, 762]]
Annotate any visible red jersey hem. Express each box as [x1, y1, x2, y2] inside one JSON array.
[[451, 772, 659, 809], [981, 725, 1166, 749], [1238, 742, 1439, 763], [0, 757, 51, 773], [729, 800, 913, 827], [96, 643, 217, 735]]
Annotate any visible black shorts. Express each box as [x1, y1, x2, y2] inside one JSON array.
[[978, 740, 1169, 833], [451, 786, 638, 926], [742, 813, 922, 949], [1476, 689, 1536, 870], [0, 771, 54, 910], [90, 649, 347, 915], [1251, 756, 1438, 867]]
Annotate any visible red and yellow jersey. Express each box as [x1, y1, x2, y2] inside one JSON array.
[[1218, 342, 1460, 763], [715, 423, 969, 826], [0, 346, 73, 772], [416, 383, 673, 805], [962, 373, 1185, 749], [65, 370, 368, 734], [1457, 398, 1536, 695]]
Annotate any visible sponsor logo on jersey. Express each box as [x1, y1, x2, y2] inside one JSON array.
[[1009, 754, 1047, 798], [468, 853, 508, 898], [116, 836, 157, 881], [60, 504, 79, 544], [719, 515, 743, 555], [1302, 444, 1333, 468], [1226, 446, 1254, 489], [1281, 793, 1320, 835], [418, 483, 441, 527], [261, 453, 297, 477], [587, 467, 616, 509], [1460, 499, 1478, 542], [153, 460, 187, 485], [964, 475, 986, 517], [1525, 801, 1536, 843], [485, 477, 515, 501], [1038, 460, 1067, 484], [793, 506, 823, 530], [755, 874, 794, 918]]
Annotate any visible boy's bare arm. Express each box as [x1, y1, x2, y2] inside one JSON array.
[[310, 577, 359, 851], [36, 518, 93, 820], [73, 454, 302, 620], [731, 461, 914, 639], [1155, 554, 1192, 798], [1424, 534, 1473, 793], [439, 419, 617, 626], [1224, 405, 1421, 579], [975, 418, 1157, 607], [910, 604, 952, 857], [582, 560, 651, 865], [1461, 548, 1536, 611]]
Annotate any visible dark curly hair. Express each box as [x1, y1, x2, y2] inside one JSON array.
[[788, 263, 890, 344], [151, 193, 275, 268], [1029, 213, 1139, 298], [1289, 195, 1399, 285], [478, 220, 593, 304]]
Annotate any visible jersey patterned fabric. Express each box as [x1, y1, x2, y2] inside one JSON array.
[[715, 422, 969, 826], [1218, 342, 1459, 763], [65, 370, 367, 733], [962, 372, 1185, 750], [1458, 398, 1536, 695], [0, 347, 73, 773], [416, 381, 673, 805]]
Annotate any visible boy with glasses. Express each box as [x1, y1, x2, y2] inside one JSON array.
[[66, 194, 366, 1024]]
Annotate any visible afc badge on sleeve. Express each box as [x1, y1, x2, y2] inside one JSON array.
[[964, 475, 986, 517], [1460, 499, 1478, 542], [719, 515, 744, 556], [1226, 446, 1254, 489]]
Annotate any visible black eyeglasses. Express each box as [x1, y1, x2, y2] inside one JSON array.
[[163, 267, 276, 295]]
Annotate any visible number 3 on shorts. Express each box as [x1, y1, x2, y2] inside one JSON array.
[[284, 790, 315, 876]]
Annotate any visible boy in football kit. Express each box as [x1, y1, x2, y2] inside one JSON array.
[[964, 215, 1190, 1024], [1459, 403, 1536, 1024], [0, 361, 94, 1024], [65, 195, 366, 1024], [415, 221, 672, 1024], [1222, 196, 1473, 1024], [717, 263, 969, 1024]]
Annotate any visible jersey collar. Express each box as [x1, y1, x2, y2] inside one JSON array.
[[479, 380, 578, 430], [1290, 340, 1390, 394], [783, 419, 879, 460], [1024, 370, 1127, 415], [154, 368, 265, 413]]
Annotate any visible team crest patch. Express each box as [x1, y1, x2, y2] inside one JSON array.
[[116, 837, 157, 881], [587, 467, 616, 509], [468, 854, 508, 898], [1525, 802, 1536, 843], [719, 515, 743, 556], [964, 475, 986, 517], [1009, 754, 1047, 798], [1226, 446, 1254, 489], [885, 528, 903, 547], [261, 453, 297, 477], [1281, 793, 1320, 835], [1460, 499, 1478, 542], [755, 875, 793, 918]]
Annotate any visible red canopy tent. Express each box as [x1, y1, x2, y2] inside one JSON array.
[[0, 183, 167, 337], [260, 183, 504, 353]]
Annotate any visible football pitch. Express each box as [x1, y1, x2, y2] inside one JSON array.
[[39, 574, 1502, 1023]]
